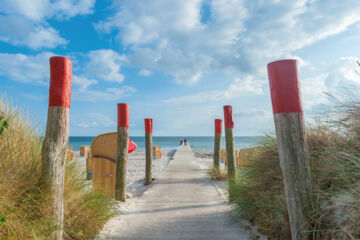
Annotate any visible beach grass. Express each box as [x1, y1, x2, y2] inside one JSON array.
[[207, 165, 228, 181], [0, 98, 116, 239], [229, 98, 360, 239]]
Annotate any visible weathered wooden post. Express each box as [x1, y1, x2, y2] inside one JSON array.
[[267, 59, 312, 240], [213, 119, 222, 169], [41, 56, 72, 240], [115, 103, 130, 201], [223, 105, 236, 177], [144, 118, 153, 185]]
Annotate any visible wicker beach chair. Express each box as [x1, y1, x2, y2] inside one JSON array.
[[90, 132, 117, 197], [90, 132, 137, 197]]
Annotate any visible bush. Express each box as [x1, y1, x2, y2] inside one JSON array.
[[0, 98, 116, 239], [229, 99, 360, 239]]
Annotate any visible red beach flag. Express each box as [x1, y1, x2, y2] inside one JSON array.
[[128, 139, 137, 153]]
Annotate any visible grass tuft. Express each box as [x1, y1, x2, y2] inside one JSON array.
[[229, 96, 360, 239], [207, 165, 228, 181], [0, 97, 116, 239]]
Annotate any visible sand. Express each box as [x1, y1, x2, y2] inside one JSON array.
[[73, 149, 176, 198], [85, 147, 266, 239], [193, 152, 229, 200]]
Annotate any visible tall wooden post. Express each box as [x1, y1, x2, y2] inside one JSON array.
[[42, 56, 72, 240], [145, 118, 153, 185], [268, 59, 312, 240], [115, 103, 130, 202], [223, 105, 236, 177], [213, 119, 222, 169]]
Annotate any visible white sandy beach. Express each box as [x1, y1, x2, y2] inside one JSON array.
[[73, 149, 176, 198], [73, 146, 265, 239]]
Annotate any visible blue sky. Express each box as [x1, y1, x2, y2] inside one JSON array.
[[1, 0, 360, 136]]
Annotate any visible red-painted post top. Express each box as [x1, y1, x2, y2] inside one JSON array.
[[145, 118, 153, 133], [267, 59, 303, 114], [117, 103, 129, 127], [49, 56, 72, 107], [223, 105, 234, 129], [215, 119, 222, 134]]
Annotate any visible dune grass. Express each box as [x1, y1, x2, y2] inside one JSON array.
[[207, 165, 228, 181], [229, 99, 360, 239], [0, 98, 116, 239]]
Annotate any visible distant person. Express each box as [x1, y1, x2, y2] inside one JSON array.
[[184, 139, 187, 146], [180, 140, 183, 145]]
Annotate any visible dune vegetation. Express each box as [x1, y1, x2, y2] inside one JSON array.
[[208, 165, 228, 181], [229, 95, 360, 239], [0, 98, 116, 240]]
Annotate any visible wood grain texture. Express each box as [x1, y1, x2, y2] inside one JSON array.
[[115, 126, 129, 201], [274, 112, 312, 240], [145, 132, 152, 185], [41, 106, 70, 240], [213, 133, 221, 168], [93, 157, 103, 188], [225, 128, 236, 177]]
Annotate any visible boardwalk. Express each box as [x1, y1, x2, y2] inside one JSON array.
[[102, 144, 249, 240]]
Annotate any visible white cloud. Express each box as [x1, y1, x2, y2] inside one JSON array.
[[299, 57, 360, 112], [50, 0, 95, 19], [73, 86, 136, 102], [138, 69, 152, 76], [226, 76, 263, 97], [0, 0, 95, 49], [71, 49, 134, 101], [78, 121, 89, 128], [0, 52, 53, 85], [1, 0, 95, 21], [301, 73, 329, 110], [77, 113, 117, 129], [164, 75, 263, 103], [85, 49, 126, 83], [0, 51, 136, 102], [72, 75, 97, 89], [88, 113, 117, 127], [339, 57, 360, 85], [321, 57, 360, 91], [96, 0, 360, 84], [0, 16, 67, 49], [27, 26, 68, 49], [233, 108, 270, 118]]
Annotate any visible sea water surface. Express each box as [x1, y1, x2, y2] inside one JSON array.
[[69, 136, 262, 152]]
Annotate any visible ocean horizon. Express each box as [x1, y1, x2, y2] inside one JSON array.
[[69, 136, 263, 152]]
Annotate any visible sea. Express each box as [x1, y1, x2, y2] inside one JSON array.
[[69, 136, 262, 152]]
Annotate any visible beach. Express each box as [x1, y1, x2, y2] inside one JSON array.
[[73, 149, 176, 198], [72, 147, 231, 200], [98, 145, 233, 239]]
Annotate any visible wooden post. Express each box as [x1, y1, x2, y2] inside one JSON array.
[[223, 105, 236, 177], [115, 103, 130, 201], [41, 56, 72, 240], [213, 119, 222, 169], [144, 118, 153, 185], [268, 59, 312, 240]]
